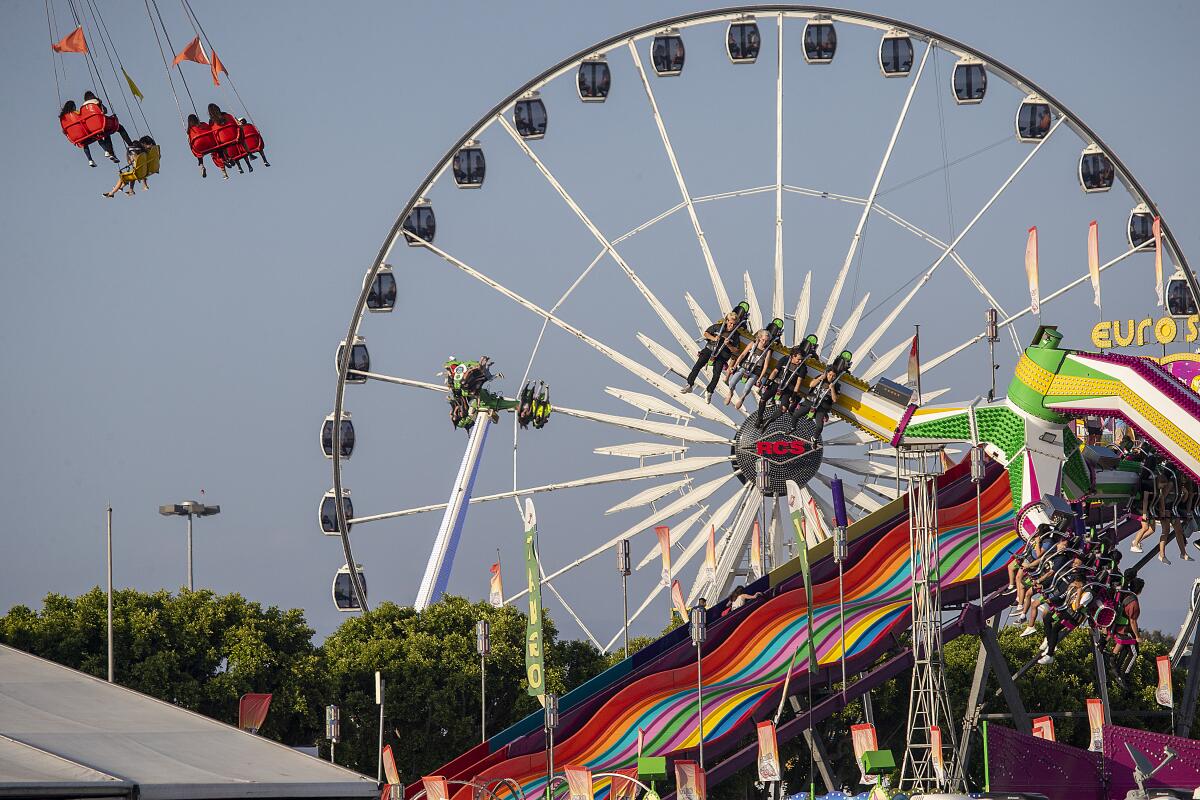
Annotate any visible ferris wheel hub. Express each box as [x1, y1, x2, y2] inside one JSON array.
[[733, 412, 822, 496]]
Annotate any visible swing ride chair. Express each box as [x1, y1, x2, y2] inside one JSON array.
[[49, 0, 267, 180], [313, 5, 1200, 797]]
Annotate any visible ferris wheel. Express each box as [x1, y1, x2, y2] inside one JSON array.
[[322, 6, 1195, 648]]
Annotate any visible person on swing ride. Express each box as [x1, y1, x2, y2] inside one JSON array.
[[187, 113, 228, 180], [208, 103, 249, 175], [101, 140, 145, 198], [681, 306, 748, 402], [756, 334, 818, 429], [790, 355, 849, 443], [725, 328, 773, 409]]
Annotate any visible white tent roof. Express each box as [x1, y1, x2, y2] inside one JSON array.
[[0, 645, 378, 799]]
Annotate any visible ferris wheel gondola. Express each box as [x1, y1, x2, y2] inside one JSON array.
[[365, 265, 397, 313], [324, 7, 1197, 639], [321, 412, 355, 459], [727, 17, 762, 64], [1128, 203, 1154, 250], [452, 141, 486, 189]]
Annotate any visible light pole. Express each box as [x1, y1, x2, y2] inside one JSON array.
[[544, 693, 558, 800], [985, 308, 999, 402], [477, 619, 490, 742], [326, 704, 340, 763], [690, 600, 707, 769], [106, 506, 114, 683], [617, 540, 631, 659], [158, 500, 220, 590], [376, 671, 385, 786]]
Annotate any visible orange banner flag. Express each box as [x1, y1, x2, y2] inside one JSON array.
[[704, 525, 716, 580], [173, 36, 210, 66], [1086, 698, 1104, 752], [930, 726, 946, 784], [1025, 226, 1040, 314], [1031, 715, 1056, 741], [1088, 220, 1101, 309], [656, 525, 671, 587], [611, 766, 640, 800], [749, 519, 762, 578], [756, 720, 780, 782], [51, 26, 88, 54], [421, 776, 449, 800], [488, 561, 503, 608], [211, 48, 228, 86], [1153, 216, 1164, 307], [382, 745, 400, 786], [850, 723, 879, 785], [1155, 655, 1174, 708], [564, 765, 593, 800], [671, 579, 687, 621], [674, 761, 705, 800]]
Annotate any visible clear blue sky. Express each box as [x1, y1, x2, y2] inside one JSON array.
[[2, 1, 1198, 645]]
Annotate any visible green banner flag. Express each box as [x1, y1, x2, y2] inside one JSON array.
[[523, 499, 545, 697], [786, 480, 816, 668]]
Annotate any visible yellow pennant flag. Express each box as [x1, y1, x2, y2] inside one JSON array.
[[122, 67, 144, 100], [1153, 216, 1164, 307], [1025, 226, 1040, 315], [1088, 220, 1101, 309]]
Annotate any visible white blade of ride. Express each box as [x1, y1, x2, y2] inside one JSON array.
[[820, 428, 877, 447], [800, 486, 833, 546], [638, 333, 692, 378], [812, 471, 883, 514], [821, 456, 897, 478], [792, 271, 812, 345], [707, 489, 764, 602], [860, 337, 914, 383], [686, 485, 753, 605], [604, 387, 692, 420], [555, 405, 732, 444], [685, 292, 711, 334], [744, 272, 764, 331], [829, 293, 870, 359], [606, 478, 690, 515], [863, 479, 903, 501], [634, 472, 741, 569], [595, 442, 688, 459]]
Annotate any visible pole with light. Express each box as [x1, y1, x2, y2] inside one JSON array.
[[325, 704, 340, 763], [106, 506, 114, 683], [830, 476, 849, 693], [158, 500, 220, 590], [477, 619, 490, 743], [617, 539, 631, 659], [690, 598, 707, 769], [375, 671, 385, 786], [985, 308, 999, 402], [544, 692, 559, 799]]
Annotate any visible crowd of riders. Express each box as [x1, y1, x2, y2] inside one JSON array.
[[680, 301, 852, 444]]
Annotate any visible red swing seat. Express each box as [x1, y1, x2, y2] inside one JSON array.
[[188, 123, 222, 158]]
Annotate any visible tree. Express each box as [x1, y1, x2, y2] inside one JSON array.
[[0, 587, 327, 747], [320, 596, 611, 777]]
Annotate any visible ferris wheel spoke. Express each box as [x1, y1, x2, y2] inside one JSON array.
[[555, 405, 732, 444], [792, 272, 812, 345], [829, 292, 870, 358], [912, 243, 1140, 379], [595, 442, 689, 459], [497, 116, 696, 356], [744, 273, 764, 331], [538, 567, 604, 650], [687, 485, 754, 605], [352, 370, 446, 393], [634, 474, 736, 569], [859, 337, 913, 382], [606, 478, 690, 515], [815, 41, 933, 349], [812, 471, 882, 514], [800, 486, 834, 544], [348, 455, 731, 525], [605, 387, 691, 419], [637, 333, 692, 379], [821, 456, 897, 479], [772, 11, 785, 323], [684, 292, 712, 332], [706, 486, 763, 602], [627, 39, 731, 313], [819, 428, 877, 447], [507, 470, 739, 604], [853, 115, 1067, 360]]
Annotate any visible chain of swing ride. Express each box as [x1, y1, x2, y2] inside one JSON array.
[[47, 0, 255, 139]]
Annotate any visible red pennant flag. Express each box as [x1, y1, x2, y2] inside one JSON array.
[[674, 761, 706, 800], [382, 745, 400, 786], [422, 776, 449, 800], [1155, 655, 1174, 708], [850, 723, 879, 785], [211, 48, 228, 86], [173, 36, 210, 66], [611, 766, 641, 800], [51, 26, 88, 54], [671, 579, 687, 621], [756, 720, 780, 782], [238, 692, 272, 733], [1031, 715, 1056, 741], [930, 725, 946, 784], [564, 765, 593, 800], [636, 727, 645, 759], [906, 332, 920, 389], [488, 561, 503, 608]]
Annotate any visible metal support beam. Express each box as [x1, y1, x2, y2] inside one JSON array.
[[1176, 622, 1200, 738], [1091, 630, 1113, 726], [953, 623, 994, 783], [801, 728, 837, 795], [980, 622, 1031, 734]]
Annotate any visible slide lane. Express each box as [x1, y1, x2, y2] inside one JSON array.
[[436, 461, 1019, 799]]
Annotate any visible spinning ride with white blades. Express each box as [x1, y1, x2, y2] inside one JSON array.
[[322, 7, 1195, 664]]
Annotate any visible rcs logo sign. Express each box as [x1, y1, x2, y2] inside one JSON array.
[[755, 439, 808, 456]]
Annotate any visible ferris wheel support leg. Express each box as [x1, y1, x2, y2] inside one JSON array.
[[414, 410, 493, 611]]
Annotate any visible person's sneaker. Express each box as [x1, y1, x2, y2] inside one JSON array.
[[1037, 654, 1054, 665], [704, 391, 713, 404], [680, 384, 693, 394], [1130, 544, 1143, 553], [1160, 554, 1173, 565], [105, 152, 118, 163], [1038, 638, 1049, 652], [1182, 553, 1194, 562], [1020, 626, 1037, 638], [1080, 591, 1093, 606], [1010, 611, 1025, 623], [88, 159, 96, 167]]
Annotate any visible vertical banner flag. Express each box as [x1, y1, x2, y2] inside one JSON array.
[[786, 480, 816, 669], [930, 726, 946, 785], [637, 727, 645, 759], [907, 332, 920, 388], [756, 720, 780, 782], [750, 519, 762, 578], [237, 693, 272, 734], [1031, 715, 1056, 741], [523, 499, 544, 697], [422, 777, 450, 800], [704, 525, 716, 580], [656, 525, 672, 587], [1088, 220, 1101, 309], [671, 579, 687, 622], [612, 766, 641, 800], [1026, 226, 1040, 314], [1153, 216, 1164, 306], [564, 765, 593, 800], [51, 26, 88, 53], [674, 761, 705, 800], [1086, 698, 1105, 752], [805, 494, 828, 544], [850, 723, 879, 785], [488, 561, 503, 608], [1155, 655, 1174, 708], [382, 745, 400, 787]]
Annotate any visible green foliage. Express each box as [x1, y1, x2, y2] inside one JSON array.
[[0, 587, 325, 746]]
